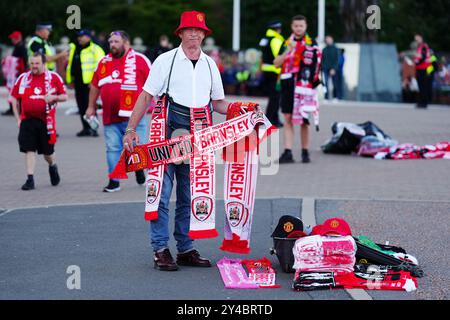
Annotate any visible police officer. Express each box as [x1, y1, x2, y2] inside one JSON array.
[[27, 22, 67, 71], [259, 21, 285, 128], [66, 29, 105, 137]]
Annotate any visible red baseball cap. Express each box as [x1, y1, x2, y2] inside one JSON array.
[[8, 31, 22, 40], [175, 11, 212, 36], [313, 218, 352, 237]]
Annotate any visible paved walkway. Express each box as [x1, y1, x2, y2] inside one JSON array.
[[0, 88, 449, 300]]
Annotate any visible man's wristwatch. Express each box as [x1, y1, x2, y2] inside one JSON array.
[[125, 128, 136, 135]]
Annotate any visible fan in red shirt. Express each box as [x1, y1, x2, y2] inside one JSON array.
[[11, 52, 68, 191], [86, 30, 151, 193]]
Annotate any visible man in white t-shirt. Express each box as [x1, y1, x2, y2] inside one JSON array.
[[124, 11, 231, 271]]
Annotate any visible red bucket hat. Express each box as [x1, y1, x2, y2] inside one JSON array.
[[312, 218, 352, 237], [175, 11, 212, 36]]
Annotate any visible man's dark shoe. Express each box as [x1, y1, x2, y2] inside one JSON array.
[[279, 150, 295, 164], [76, 129, 91, 137], [273, 121, 284, 128], [301, 149, 311, 164], [49, 165, 61, 186], [21, 179, 35, 191], [2, 109, 13, 116], [154, 249, 179, 271], [176, 250, 212, 268], [135, 170, 146, 185], [103, 180, 121, 193]]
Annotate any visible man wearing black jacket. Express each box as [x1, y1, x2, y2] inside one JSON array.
[[322, 35, 340, 101]]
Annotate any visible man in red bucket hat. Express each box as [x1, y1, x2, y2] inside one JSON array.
[[123, 11, 234, 271]]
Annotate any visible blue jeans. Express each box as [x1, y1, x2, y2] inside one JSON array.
[[150, 102, 212, 253], [104, 118, 148, 179], [150, 102, 193, 252]]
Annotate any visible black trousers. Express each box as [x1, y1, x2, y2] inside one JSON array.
[[262, 72, 281, 124], [74, 81, 91, 130], [416, 70, 431, 107]]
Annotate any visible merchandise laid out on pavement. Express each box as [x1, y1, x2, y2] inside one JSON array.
[[321, 121, 450, 160], [217, 257, 280, 289], [268, 215, 423, 292]]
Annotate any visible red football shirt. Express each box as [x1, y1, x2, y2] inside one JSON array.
[[91, 50, 151, 125], [11, 71, 66, 122]]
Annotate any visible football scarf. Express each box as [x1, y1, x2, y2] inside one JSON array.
[[110, 108, 272, 177], [217, 258, 259, 289], [293, 269, 418, 292], [188, 106, 217, 239], [374, 141, 450, 160], [220, 102, 260, 254], [144, 96, 168, 221], [44, 71, 57, 145], [281, 34, 313, 76], [293, 43, 322, 130], [97, 49, 139, 118]]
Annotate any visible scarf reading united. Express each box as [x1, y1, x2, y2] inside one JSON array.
[[111, 100, 275, 254]]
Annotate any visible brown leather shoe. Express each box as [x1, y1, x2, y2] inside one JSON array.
[[154, 249, 179, 271], [176, 250, 212, 267]]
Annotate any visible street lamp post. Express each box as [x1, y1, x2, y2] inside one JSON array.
[[233, 0, 241, 52], [318, 0, 326, 45]]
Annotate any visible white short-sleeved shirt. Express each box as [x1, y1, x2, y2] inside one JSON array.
[[143, 46, 225, 108]]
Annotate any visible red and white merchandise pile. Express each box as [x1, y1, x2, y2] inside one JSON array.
[[292, 218, 419, 292]]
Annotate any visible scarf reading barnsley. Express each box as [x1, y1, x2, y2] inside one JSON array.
[[221, 103, 261, 254], [97, 49, 139, 118], [144, 96, 168, 221]]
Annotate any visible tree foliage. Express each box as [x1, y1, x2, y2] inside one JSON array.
[[0, 0, 449, 52]]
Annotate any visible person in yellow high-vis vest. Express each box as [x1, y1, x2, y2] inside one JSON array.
[[27, 23, 67, 72], [259, 21, 285, 128], [66, 29, 105, 137]]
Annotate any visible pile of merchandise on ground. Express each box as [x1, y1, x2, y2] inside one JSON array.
[[270, 215, 423, 292], [321, 121, 450, 160], [216, 214, 423, 292]]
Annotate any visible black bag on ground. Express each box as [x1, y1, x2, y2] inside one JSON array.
[[321, 123, 366, 154], [354, 239, 424, 278]]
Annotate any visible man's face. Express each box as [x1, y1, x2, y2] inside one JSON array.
[[30, 56, 45, 75], [109, 35, 127, 58], [38, 28, 51, 40], [325, 36, 334, 45], [292, 20, 307, 37], [11, 38, 21, 45], [415, 35, 423, 44], [78, 35, 91, 46], [179, 28, 206, 48]]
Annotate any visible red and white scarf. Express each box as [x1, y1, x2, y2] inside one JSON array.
[[292, 44, 322, 129], [97, 49, 139, 117], [144, 96, 168, 221], [189, 106, 217, 239]]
